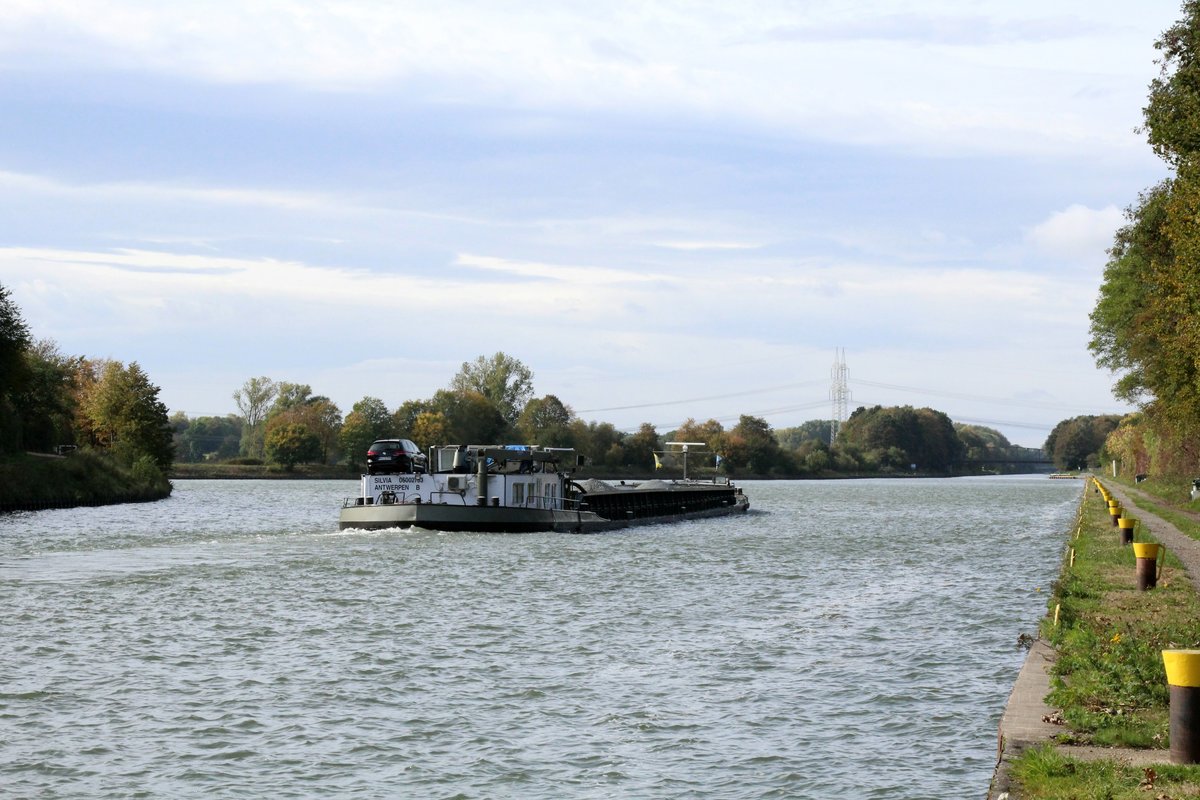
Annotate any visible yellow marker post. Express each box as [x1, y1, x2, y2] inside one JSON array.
[[1118, 516, 1136, 545], [1132, 542, 1165, 590], [1164, 650, 1200, 763]]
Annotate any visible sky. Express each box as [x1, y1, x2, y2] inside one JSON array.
[[0, 1, 1183, 447]]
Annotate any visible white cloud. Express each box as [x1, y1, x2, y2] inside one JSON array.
[[0, 169, 342, 212], [0, 1, 1175, 158], [1026, 204, 1123, 261], [653, 240, 762, 251], [454, 253, 677, 285]]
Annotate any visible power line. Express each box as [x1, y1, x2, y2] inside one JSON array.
[[576, 379, 827, 414], [848, 378, 1091, 412]]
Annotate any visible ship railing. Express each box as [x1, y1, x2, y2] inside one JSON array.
[[343, 490, 467, 507], [519, 495, 564, 511]]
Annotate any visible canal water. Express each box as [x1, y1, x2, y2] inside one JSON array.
[[0, 476, 1079, 799]]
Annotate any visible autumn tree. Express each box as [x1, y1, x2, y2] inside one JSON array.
[[261, 395, 341, 465], [265, 422, 322, 470], [79, 360, 174, 470], [721, 415, 788, 475], [411, 411, 450, 451]]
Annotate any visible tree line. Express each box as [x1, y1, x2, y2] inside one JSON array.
[[2, 283, 1054, 477], [1088, 3, 1200, 479], [174, 353, 1043, 476], [0, 283, 174, 487]]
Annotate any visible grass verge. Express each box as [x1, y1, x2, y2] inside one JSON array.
[[0, 450, 171, 508], [1009, 478, 1200, 797], [1012, 744, 1200, 799]]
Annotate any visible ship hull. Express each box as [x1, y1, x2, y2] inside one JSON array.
[[338, 489, 749, 533]]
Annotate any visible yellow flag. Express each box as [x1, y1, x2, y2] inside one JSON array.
[[653, 452, 663, 470]]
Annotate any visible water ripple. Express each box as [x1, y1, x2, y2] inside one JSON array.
[[0, 476, 1079, 798]]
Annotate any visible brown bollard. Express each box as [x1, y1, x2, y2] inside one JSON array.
[[1118, 517, 1136, 545], [1164, 651, 1200, 763], [1109, 507, 1122, 527], [1133, 542, 1163, 590]]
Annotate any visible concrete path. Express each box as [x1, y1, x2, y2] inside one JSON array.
[[987, 478, 1199, 799]]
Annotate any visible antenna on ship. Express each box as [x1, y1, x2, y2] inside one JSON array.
[[664, 441, 706, 480], [829, 348, 850, 445]]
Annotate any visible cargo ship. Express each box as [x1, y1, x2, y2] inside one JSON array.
[[338, 443, 749, 533]]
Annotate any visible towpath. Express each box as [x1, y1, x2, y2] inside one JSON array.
[[987, 478, 1200, 799]]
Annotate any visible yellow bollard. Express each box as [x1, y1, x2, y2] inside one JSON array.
[[1118, 516, 1136, 545], [1163, 650, 1200, 763], [1132, 542, 1165, 590]]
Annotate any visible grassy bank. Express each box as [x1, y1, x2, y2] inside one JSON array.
[[0, 451, 172, 510], [169, 462, 359, 480], [1010, 478, 1200, 797]]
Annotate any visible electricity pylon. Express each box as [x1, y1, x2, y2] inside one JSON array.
[[830, 348, 850, 444]]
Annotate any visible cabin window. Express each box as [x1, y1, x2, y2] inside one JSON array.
[[512, 483, 525, 506]]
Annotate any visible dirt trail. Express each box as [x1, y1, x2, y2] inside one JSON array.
[[1102, 481, 1200, 587]]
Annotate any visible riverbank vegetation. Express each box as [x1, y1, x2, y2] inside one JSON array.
[[0, 451, 171, 510], [178, 358, 1046, 478], [0, 283, 173, 507], [1041, 482, 1199, 748], [1009, 478, 1200, 797], [1089, 1, 1200, 485]]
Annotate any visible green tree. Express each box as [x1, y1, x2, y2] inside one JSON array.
[[450, 352, 534, 424], [1044, 415, 1122, 471], [517, 394, 574, 446], [268, 382, 313, 417], [264, 422, 322, 470], [340, 396, 393, 467], [13, 339, 80, 453], [391, 398, 432, 435], [0, 283, 32, 452], [838, 405, 963, 473], [178, 415, 242, 462], [580, 420, 624, 467], [624, 422, 660, 471], [776, 420, 835, 450], [430, 389, 508, 444], [1144, 1, 1200, 167], [1089, 3, 1200, 478], [1089, 184, 1174, 405], [233, 376, 278, 459], [82, 360, 175, 470]]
